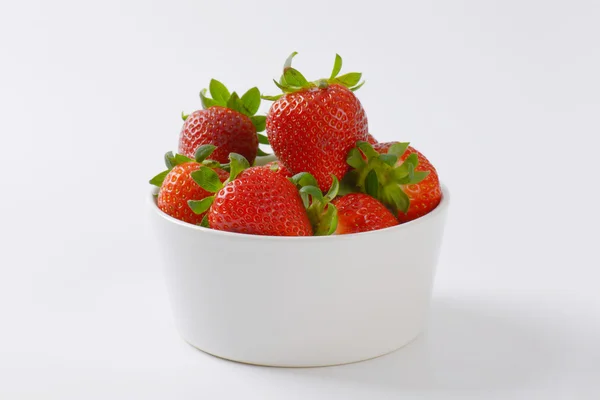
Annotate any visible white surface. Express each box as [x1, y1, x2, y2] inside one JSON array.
[[0, 0, 599, 398], [151, 188, 447, 367]]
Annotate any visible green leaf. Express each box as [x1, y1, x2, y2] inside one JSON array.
[[300, 191, 310, 209], [209, 79, 231, 104], [165, 152, 193, 169], [202, 159, 221, 169], [403, 153, 419, 181], [190, 167, 223, 193], [200, 89, 220, 109], [279, 72, 288, 87], [273, 79, 296, 93], [257, 148, 270, 156], [335, 72, 362, 87], [325, 176, 340, 201], [404, 153, 419, 168], [149, 170, 169, 187], [241, 87, 261, 116], [291, 172, 319, 188], [350, 81, 366, 92], [257, 133, 270, 145], [251, 115, 266, 132], [365, 170, 379, 197], [283, 51, 298, 70], [407, 161, 415, 181], [229, 153, 250, 180], [174, 153, 193, 165], [181, 111, 189, 121], [164, 151, 175, 169], [379, 154, 398, 166], [356, 141, 378, 160], [188, 196, 215, 215], [261, 94, 283, 101], [315, 204, 338, 236], [393, 164, 410, 180], [383, 184, 410, 214], [200, 215, 210, 228], [194, 144, 217, 163], [347, 148, 366, 169], [328, 205, 338, 235], [300, 185, 324, 203], [387, 142, 410, 157], [283, 68, 309, 87], [409, 170, 430, 185], [227, 92, 243, 113], [330, 54, 342, 79]]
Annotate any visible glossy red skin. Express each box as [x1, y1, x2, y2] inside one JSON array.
[[208, 167, 312, 236], [373, 143, 442, 224], [333, 193, 398, 234], [366, 132, 378, 145], [266, 84, 368, 192], [179, 106, 258, 165], [262, 161, 293, 178], [158, 162, 229, 224]]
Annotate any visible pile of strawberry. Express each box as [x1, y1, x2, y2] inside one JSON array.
[[150, 53, 442, 236]]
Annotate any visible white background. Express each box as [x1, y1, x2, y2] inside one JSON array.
[[1, 0, 599, 398]]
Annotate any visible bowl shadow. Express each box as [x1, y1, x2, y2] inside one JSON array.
[[247, 296, 559, 394]]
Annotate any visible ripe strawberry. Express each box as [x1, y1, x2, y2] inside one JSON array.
[[190, 156, 313, 236], [264, 53, 368, 192], [333, 193, 398, 234], [344, 141, 441, 224], [373, 142, 441, 223], [179, 80, 268, 165], [149, 146, 229, 224]]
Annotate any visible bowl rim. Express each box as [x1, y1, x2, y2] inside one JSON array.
[[149, 184, 449, 241]]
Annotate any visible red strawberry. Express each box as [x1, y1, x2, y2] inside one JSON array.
[[264, 53, 368, 192], [179, 80, 267, 165], [189, 155, 313, 236], [150, 146, 229, 224], [262, 161, 293, 178], [344, 141, 441, 224], [208, 167, 312, 236], [333, 193, 398, 234], [373, 142, 441, 223]]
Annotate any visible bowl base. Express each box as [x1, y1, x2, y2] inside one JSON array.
[[181, 332, 423, 368]]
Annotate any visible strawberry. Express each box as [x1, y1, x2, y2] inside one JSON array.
[[179, 80, 268, 165], [333, 193, 398, 234], [190, 157, 313, 236], [343, 141, 441, 224], [373, 142, 441, 223], [149, 146, 229, 224], [264, 53, 368, 192]]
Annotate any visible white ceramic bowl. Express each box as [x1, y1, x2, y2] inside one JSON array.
[[149, 185, 449, 367]]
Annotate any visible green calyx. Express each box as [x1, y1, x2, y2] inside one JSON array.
[[187, 152, 251, 215], [149, 144, 225, 188], [262, 52, 365, 101], [342, 141, 430, 215], [290, 172, 339, 236], [183, 79, 267, 136], [149, 152, 193, 187]]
